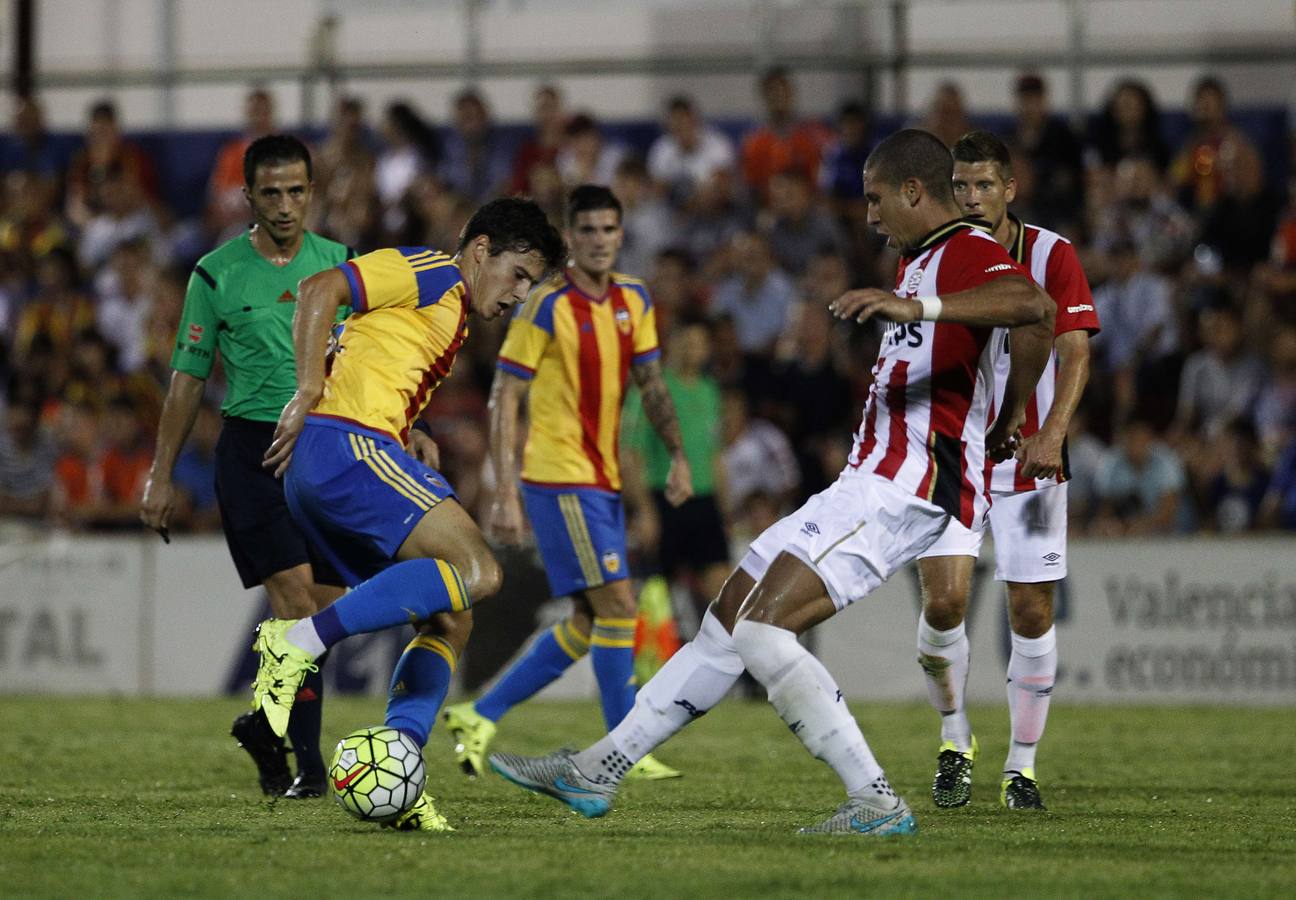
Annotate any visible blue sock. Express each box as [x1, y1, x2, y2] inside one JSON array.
[[310, 558, 470, 650], [386, 635, 457, 748], [474, 619, 589, 722], [591, 616, 637, 730]]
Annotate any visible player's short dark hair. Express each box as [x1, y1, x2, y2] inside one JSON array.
[[457, 197, 566, 273], [952, 130, 1014, 179], [566, 184, 623, 226], [864, 128, 956, 201], [243, 134, 312, 187]]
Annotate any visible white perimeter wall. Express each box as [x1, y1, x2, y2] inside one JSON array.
[[2, 532, 1293, 706], [4, 0, 1294, 129]]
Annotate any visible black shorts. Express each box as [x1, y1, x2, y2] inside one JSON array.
[[215, 417, 342, 589], [653, 492, 730, 575]]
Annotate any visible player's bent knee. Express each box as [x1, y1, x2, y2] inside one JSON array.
[[1007, 583, 1054, 637], [710, 568, 755, 633], [585, 580, 636, 620], [923, 592, 968, 631]]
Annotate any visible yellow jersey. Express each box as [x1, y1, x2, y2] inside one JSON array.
[[497, 271, 660, 491], [312, 246, 468, 443]]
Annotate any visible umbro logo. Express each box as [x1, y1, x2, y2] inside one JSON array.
[[985, 263, 1013, 273], [802, 522, 820, 535], [1042, 552, 1061, 563]]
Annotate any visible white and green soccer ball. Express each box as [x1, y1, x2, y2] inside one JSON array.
[[328, 726, 426, 822]]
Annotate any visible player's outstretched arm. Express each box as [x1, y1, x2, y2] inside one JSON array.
[[264, 268, 350, 476], [831, 276, 1051, 329], [487, 370, 530, 545], [632, 359, 692, 507], [140, 370, 206, 535]]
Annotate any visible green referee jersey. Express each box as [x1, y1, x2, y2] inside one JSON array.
[[623, 371, 721, 497], [171, 230, 353, 422]]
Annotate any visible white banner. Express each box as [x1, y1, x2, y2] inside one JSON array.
[[1, 534, 1292, 707]]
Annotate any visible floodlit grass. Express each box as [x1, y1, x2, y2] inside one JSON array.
[[3, 697, 1293, 898]]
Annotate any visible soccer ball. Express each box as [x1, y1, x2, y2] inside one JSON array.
[[328, 726, 425, 822]]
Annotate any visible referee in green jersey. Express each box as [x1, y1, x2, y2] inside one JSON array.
[[140, 135, 351, 799]]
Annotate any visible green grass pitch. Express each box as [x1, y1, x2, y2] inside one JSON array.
[[2, 696, 1293, 898]]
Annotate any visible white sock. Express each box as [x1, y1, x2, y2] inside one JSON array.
[[573, 610, 744, 784], [732, 620, 883, 799], [1005, 625, 1057, 774], [916, 614, 971, 751], [285, 618, 325, 659]]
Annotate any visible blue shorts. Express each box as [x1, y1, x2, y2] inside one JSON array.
[[522, 483, 628, 598], [285, 417, 456, 587]]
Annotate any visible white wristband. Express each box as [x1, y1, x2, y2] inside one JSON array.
[[918, 296, 943, 321]]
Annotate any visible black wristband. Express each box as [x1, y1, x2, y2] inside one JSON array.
[[411, 418, 434, 438]]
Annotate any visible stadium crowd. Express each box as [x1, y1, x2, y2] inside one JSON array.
[[1, 69, 1294, 552]]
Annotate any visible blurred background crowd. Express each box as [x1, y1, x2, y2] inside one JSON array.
[[1, 67, 1294, 561]]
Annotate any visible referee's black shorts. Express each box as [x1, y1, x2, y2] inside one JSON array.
[[652, 491, 730, 575], [214, 416, 342, 588]]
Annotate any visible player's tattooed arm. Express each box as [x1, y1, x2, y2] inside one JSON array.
[[632, 359, 694, 506]]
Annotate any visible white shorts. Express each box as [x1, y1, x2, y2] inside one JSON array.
[[917, 481, 1068, 583], [737, 472, 950, 611]]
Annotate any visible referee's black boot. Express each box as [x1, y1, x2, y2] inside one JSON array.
[[283, 771, 327, 799], [231, 710, 293, 796]]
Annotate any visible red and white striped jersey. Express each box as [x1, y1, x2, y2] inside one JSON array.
[[984, 216, 1101, 494], [848, 220, 1029, 528]]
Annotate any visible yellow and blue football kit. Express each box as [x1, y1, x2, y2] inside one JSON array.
[[285, 246, 468, 586], [496, 271, 660, 598]]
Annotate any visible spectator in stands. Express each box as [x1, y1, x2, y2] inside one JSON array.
[[311, 96, 377, 248], [721, 387, 798, 522], [1063, 404, 1108, 532], [648, 94, 736, 208], [1, 96, 67, 183], [1253, 175, 1296, 326], [1010, 73, 1084, 233], [0, 394, 56, 521], [77, 164, 161, 271], [207, 87, 277, 239], [11, 246, 94, 369], [1173, 302, 1266, 439], [1171, 76, 1252, 214], [1089, 238, 1179, 425], [439, 89, 514, 204], [648, 247, 708, 341], [1254, 326, 1296, 457], [1093, 419, 1185, 535], [764, 167, 848, 277], [710, 230, 796, 356], [1259, 437, 1296, 530], [921, 82, 973, 149], [741, 67, 829, 201], [1087, 79, 1170, 173], [0, 169, 68, 264], [170, 399, 222, 532], [510, 84, 567, 196], [1092, 155, 1194, 271], [681, 169, 750, 277], [375, 101, 440, 236], [84, 394, 151, 531], [557, 112, 625, 188], [65, 99, 158, 228], [770, 294, 853, 500], [1203, 418, 1270, 533], [818, 100, 872, 209], [95, 238, 158, 373], [611, 158, 675, 279], [1198, 141, 1282, 276], [52, 397, 100, 523]]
